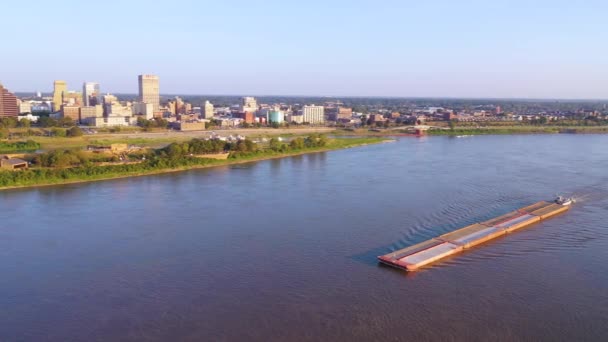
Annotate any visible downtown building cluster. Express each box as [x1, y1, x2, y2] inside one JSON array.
[[4, 74, 608, 129], [2, 76, 361, 130], [47, 75, 160, 127]]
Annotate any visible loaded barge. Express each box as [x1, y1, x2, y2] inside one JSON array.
[[378, 198, 573, 271]]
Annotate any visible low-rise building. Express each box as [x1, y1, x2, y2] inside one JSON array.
[[80, 105, 104, 121], [173, 121, 206, 131], [217, 118, 243, 127], [105, 102, 132, 117], [132, 102, 154, 120], [368, 113, 386, 123], [328, 106, 353, 121], [288, 113, 304, 124], [62, 105, 81, 122], [83, 115, 131, 127], [1, 156, 28, 170], [86, 143, 129, 153], [235, 111, 255, 124], [19, 101, 32, 114], [17, 114, 39, 122]]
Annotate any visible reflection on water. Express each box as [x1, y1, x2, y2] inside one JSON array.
[[1, 135, 608, 341]]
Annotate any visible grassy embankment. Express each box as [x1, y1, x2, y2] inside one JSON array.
[[24, 135, 190, 150], [0, 136, 386, 190], [18, 128, 336, 150], [0, 140, 41, 154]]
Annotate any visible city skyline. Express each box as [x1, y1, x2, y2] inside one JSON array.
[[2, 1, 608, 99]]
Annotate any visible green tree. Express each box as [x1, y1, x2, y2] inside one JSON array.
[[38, 117, 58, 127], [67, 126, 83, 137], [136, 117, 150, 129], [269, 138, 280, 151], [18, 119, 31, 128], [317, 134, 328, 147], [0, 117, 18, 129], [290, 137, 305, 149], [58, 117, 74, 128], [154, 118, 169, 129], [51, 127, 67, 137]]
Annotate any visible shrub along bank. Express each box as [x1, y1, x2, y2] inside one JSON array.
[[0, 140, 41, 153]]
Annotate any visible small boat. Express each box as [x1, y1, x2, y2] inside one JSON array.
[[555, 196, 575, 206]]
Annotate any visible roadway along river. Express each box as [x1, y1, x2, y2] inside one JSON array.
[[1, 134, 608, 341]]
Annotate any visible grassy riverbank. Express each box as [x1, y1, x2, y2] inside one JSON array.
[[0, 136, 387, 190]]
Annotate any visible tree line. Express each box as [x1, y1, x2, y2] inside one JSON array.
[[0, 134, 334, 188]]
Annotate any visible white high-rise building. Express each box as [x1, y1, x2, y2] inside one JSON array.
[[301, 105, 325, 124], [82, 82, 101, 106], [241, 96, 257, 112], [138, 75, 160, 112], [203, 100, 214, 119]]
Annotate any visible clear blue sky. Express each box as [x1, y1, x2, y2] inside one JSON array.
[[2, 0, 607, 98]]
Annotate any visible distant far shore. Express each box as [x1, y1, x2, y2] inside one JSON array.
[[333, 125, 608, 137]]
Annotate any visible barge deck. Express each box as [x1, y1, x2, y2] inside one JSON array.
[[378, 201, 570, 271]]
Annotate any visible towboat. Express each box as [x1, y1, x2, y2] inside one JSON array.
[[555, 196, 575, 206]]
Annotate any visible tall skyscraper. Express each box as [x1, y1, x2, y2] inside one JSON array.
[[138, 75, 160, 112], [203, 100, 214, 119], [83, 82, 101, 106], [52, 80, 67, 112], [0, 83, 19, 117]]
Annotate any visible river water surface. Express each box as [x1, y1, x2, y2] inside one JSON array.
[[1, 135, 608, 341]]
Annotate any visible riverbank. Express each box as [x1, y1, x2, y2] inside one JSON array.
[[333, 125, 608, 137], [427, 126, 608, 135], [0, 137, 388, 191]]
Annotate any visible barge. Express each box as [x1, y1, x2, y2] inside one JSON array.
[[378, 199, 572, 272]]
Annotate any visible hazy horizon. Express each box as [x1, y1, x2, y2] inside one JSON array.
[[3, 0, 608, 99], [15, 91, 608, 103]]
